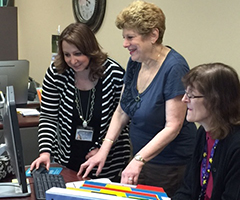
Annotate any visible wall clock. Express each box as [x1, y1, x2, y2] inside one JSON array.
[[72, 0, 106, 33]]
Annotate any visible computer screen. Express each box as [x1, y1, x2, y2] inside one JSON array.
[[0, 86, 31, 197], [0, 60, 29, 105]]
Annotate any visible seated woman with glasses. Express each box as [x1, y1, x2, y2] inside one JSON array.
[[172, 62, 240, 200]]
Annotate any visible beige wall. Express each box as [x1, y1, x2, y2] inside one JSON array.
[[15, 0, 240, 85]]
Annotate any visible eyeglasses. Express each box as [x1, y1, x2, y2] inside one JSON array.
[[184, 90, 204, 99]]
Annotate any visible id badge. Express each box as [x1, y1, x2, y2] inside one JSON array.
[[75, 126, 94, 142]]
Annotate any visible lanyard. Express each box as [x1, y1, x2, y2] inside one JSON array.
[[200, 138, 219, 198]]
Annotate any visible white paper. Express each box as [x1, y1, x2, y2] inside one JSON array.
[[16, 108, 40, 116]]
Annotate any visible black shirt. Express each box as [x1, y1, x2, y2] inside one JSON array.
[[67, 80, 102, 175]]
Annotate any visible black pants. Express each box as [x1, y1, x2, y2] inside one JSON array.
[[138, 162, 187, 198]]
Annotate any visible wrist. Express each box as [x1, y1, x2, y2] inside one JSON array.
[[134, 154, 146, 164], [99, 139, 113, 153], [40, 152, 50, 157], [103, 138, 114, 144]]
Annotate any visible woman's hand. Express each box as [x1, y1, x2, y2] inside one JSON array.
[[85, 148, 99, 160], [30, 152, 51, 171], [77, 101, 129, 178], [121, 158, 144, 185], [77, 149, 108, 178]]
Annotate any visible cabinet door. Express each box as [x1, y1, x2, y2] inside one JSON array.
[[0, 7, 18, 60]]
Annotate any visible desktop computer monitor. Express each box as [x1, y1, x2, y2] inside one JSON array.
[[0, 60, 29, 105], [0, 86, 31, 198]]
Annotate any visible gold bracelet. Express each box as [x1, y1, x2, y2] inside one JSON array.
[[103, 138, 114, 143]]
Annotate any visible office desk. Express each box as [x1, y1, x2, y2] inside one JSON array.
[[1, 164, 83, 200], [0, 111, 40, 165]]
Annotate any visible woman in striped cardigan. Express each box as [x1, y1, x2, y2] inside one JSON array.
[[30, 23, 131, 181]]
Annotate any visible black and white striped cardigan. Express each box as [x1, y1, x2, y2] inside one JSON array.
[[38, 58, 131, 179]]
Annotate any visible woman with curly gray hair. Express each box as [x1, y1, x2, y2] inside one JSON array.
[[79, 1, 197, 197]]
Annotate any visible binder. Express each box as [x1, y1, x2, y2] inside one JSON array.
[[46, 187, 133, 200], [67, 180, 169, 200], [48, 180, 170, 200]]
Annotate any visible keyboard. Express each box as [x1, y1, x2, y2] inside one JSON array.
[[32, 173, 66, 200]]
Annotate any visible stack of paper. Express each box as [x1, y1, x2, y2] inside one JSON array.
[[16, 108, 40, 116]]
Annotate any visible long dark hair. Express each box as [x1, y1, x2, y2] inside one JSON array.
[[54, 23, 108, 81]]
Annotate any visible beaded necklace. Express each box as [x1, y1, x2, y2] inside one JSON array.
[[199, 138, 219, 198]]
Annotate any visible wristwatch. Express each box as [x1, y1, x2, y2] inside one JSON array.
[[134, 154, 146, 164]]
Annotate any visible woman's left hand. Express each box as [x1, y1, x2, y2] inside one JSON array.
[[85, 148, 99, 160], [121, 158, 144, 185]]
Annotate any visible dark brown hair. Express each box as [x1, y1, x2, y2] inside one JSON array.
[[182, 63, 240, 139], [54, 23, 108, 81]]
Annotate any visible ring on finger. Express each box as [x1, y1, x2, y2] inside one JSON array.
[[128, 177, 133, 181]]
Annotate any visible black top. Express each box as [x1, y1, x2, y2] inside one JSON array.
[[172, 125, 240, 200], [67, 80, 102, 175]]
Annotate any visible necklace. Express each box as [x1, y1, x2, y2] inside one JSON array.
[[199, 138, 219, 198], [135, 46, 163, 102], [75, 87, 96, 128]]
